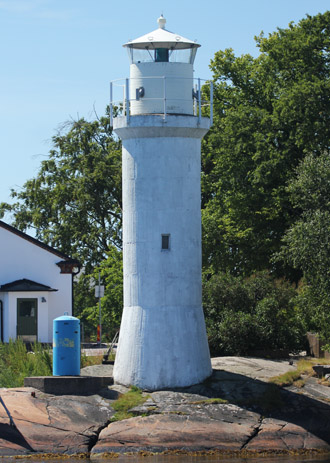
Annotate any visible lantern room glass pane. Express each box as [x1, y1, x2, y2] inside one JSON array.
[[169, 48, 197, 64], [127, 46, 197, 64], [127, 48, 153, 63]]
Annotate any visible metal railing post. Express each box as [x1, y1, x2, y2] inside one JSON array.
[[163, 76, 167, 122], [193, 83, 197, 116], [125, 78, 130, 124], [110, 82, 113, 126], [198, 78, 201, 124], [210, 81, 213, 126]]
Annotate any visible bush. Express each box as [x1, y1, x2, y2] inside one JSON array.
[[293, 281, 330, 352], [203, 271, 305, 356]]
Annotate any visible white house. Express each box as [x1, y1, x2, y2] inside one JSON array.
[[0, 220, 80, 343]]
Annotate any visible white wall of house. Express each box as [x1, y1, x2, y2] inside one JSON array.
[[0, 226, 73, 343]]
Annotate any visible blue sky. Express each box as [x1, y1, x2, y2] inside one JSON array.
[[1, 0, 329, 215]]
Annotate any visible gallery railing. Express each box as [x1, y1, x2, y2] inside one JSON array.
[[109, 77, 213, 126]]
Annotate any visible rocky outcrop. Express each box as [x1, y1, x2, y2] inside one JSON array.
[[91, 389, 330, 456], [1, 358, 330, 457], [0, 387, 114, 456], [92, 405, 260, 454]]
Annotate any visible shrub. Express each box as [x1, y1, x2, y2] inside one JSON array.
[[203, 271, 305, 356]]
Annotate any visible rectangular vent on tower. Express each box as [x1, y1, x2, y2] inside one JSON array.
[[161, 234, 170, 251]]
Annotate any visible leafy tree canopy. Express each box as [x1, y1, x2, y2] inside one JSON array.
[[0, 113, 122, 273], [203, 271, 304, 356], [276, 152, 330, 346], [202, 11, 330, 278], [76, 245, 123, 341]]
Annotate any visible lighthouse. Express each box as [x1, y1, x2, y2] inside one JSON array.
[[112, 16, 212, 390]]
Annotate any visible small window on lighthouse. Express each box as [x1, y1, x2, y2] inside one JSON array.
[[161, 234, 170, 250]]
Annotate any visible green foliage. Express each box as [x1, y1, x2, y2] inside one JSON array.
[[277, 152, 330, 347], [269, 357, 325, 387], [0, 112, 122, 273], [111, 386, 147, 422], [202, 11, 330, 278], [80, 354, 104, 368], [0, 110, 123, 342], [76, 245, 123, 341], [203, 271, 304, 355], [0, 340, 52, 387], [2, 12, 330, 353]]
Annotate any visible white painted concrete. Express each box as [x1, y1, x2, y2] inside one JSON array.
[[114, 17, 211, 389], [130, 62, 193, 115], [0, 225, 73, 342], [114, 306, 212, 389], [113, 115, 212, 390]]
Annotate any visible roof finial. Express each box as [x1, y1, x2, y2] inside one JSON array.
[[157, 14, 166, 29]]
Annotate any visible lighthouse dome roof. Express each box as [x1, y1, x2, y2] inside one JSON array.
[[123, 15, 200, 50]]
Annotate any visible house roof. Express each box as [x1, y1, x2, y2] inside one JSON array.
[[0, 220, 80, 264], [0, 279, 58, 292]]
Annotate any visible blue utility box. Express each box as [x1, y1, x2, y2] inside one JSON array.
[[53, 313, 80, 376]]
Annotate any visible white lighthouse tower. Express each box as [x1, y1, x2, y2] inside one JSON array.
[[112, 16, 212, 390]]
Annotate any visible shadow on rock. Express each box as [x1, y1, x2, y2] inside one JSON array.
[[0, 423, 34, 452]]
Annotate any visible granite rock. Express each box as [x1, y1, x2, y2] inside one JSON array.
[[2, 357, 330, 457], [92, 412, 259, 454], [0, 387, 113, 456]]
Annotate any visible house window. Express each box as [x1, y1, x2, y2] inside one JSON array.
[[161, 234, 170, 250]]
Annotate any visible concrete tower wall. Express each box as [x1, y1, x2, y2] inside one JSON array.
[[113, 115, 212, 390], [130, 62, 193, 115]]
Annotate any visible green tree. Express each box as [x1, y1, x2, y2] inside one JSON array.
[[202, 11, 330, 278], [203, 271, 304, 355], [277, 153, 330, 347], [0, 111, 123, 336], [77, 245, 123, 341], [0, 113, 122, 273]]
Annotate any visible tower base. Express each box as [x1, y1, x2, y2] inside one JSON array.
[[113, 305, 212, 391]]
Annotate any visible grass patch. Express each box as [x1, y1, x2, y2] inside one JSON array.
[[293, 379, 306, 388], [0, 339, 52, 387], [269, 357, 329, 387], [80, 354, 104, 368], [111, 386, 148, 422], [269, 370, 302, 387], [0, 340, 109, 387], [190, 398, 228, 405]]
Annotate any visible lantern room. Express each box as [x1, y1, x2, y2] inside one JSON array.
[[124, 15, 200, 65], [123, 15, 200, 115]]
